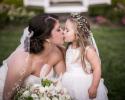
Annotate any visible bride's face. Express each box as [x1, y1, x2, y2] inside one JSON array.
[[64, 20, 76, 42], [50, 21, 64, 45]]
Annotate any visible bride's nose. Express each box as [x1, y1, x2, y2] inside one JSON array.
[[63, 29, 66, 36], [60, 28, 64, 35]]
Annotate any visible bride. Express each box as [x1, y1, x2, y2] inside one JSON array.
[[0, 13, 65, 100]]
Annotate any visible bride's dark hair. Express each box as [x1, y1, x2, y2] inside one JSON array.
[[24, 13, 58, 54]]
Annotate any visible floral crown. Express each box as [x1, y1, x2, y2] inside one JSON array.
[[70, 13, 90, 35]]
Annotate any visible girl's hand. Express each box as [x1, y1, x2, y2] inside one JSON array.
[[88, 86, 97, 99]]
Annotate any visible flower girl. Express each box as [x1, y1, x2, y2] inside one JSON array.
[[62, 13, 108, 100]]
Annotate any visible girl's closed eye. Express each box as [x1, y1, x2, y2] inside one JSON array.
[[65, 27, 69, 32], [66, 29, 69, 32]]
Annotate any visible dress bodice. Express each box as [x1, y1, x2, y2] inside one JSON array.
[[66, 46, 92, 73], [24, 64, 54, 86]]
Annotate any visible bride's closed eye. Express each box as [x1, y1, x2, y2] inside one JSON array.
[[56, 26, 62, 32], [57, 28, 61, 32]]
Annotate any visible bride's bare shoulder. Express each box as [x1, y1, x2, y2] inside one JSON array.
[[7, 48, 31, 71]]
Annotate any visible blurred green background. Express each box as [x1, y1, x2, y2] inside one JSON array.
[[0, 0, 125, 100]]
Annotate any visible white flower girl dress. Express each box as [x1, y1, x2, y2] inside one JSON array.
[[62, 45, 108, 100]]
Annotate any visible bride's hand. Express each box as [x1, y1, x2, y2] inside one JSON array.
[[88, 86, 97, 99]]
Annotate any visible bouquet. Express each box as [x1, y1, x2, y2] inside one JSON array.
[[14, 78, 71, 100]]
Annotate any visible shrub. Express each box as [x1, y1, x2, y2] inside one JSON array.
[[0, 3, 10, 28], [0, 3, 44, 27], [2, 0, 23, 7], [7, 5, 36, 24], [88, 0, 125, 24]]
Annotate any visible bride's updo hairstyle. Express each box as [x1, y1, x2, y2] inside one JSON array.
[[24, 13, 58, 54]]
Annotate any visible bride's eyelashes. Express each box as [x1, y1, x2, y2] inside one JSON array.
[[57, 29, 60, 32], [56, 26, 61, 32], [57, 28, 61, 32]]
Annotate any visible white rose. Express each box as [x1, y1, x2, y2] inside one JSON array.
[[30, 84, 41, 91], [39, 86, 45, 93], [58, 94, 64, 100], [65, 95, 71, 99], [40, 97, 46, 100], [22, 90, 30, 97], [44, 86, 49, 91], [31, 94, 39, 100], [52, 97, 58, 100], [46, 97, 51, 100], [55, 85, 62, 93]]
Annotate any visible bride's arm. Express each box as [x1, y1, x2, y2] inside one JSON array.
[[55, 45, 66, 75], [54, 58, 66, 76], [53, 48, 66, 76], [3, 58, 31, 100]]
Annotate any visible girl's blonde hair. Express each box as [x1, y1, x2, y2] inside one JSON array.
[[67, 13, 92, 73]]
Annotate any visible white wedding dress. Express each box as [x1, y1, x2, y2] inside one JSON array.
[[0, 57, 54, 100], [61, 45, 108, 100], [0, 27, 55, 100]]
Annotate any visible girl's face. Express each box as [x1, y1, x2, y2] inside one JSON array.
[[50, 20, 64, 45], [64, 20, 76, 42]]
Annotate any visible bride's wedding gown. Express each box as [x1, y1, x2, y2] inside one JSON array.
[[0, 27, 55, 100], [0, 57, 54, 100]]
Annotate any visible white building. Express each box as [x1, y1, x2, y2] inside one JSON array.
[[23, 0, 111, 13]]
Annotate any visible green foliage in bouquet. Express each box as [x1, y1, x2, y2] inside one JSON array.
[[13, 86, 33, 100], [41, 79, 53, 87]]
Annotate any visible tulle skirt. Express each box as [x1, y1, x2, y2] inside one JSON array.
[[62, 71, 108, 100]]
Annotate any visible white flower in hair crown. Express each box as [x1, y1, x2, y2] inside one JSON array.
[[70, 13, 90, 33]]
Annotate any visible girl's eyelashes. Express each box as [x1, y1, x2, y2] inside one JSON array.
[[66, 29, 69, 32], [65, 27, 69, 32]]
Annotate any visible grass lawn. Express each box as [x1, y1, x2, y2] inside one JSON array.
[[92, 26, 125, 100], [0, 25, 26, 64], [0, 25, 125, 100]]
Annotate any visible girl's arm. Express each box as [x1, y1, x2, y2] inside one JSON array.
[[85, 46, 101, 98]]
